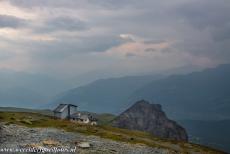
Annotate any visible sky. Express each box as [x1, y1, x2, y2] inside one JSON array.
[[0, 0, 229, 79]]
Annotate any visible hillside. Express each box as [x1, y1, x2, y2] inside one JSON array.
[[129, 64, 230, 120], [0, 107, 53, 115], [179, 120, 230, 153], [0, 107, 115, 125], [49, 75, 162, 113], [0, 70, 69, 108], [0, 111, 225, 154], [48, 64, 230, 120]]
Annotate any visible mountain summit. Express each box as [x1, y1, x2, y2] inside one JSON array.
[[112, 100, 188, 141]]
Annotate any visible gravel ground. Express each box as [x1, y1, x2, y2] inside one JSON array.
[[0, 123, 171, 154]]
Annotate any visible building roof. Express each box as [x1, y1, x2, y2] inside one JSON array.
[[53, 103, 77, 113], [53, 104, 68, 113], [68, 104, 78, 108]]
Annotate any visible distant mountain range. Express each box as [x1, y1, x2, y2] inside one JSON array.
[[0, 64, 202, 109], [130, 64, 230, 120], [49, 64, 230, 120], [48, 75, 163, 112], [0, 70, 69, 108]]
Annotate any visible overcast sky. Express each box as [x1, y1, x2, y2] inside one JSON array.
[[0, 0, 229, 79]]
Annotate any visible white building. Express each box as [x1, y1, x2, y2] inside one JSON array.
[[70, 113, 97, 125], [53, 104, 97, 125]]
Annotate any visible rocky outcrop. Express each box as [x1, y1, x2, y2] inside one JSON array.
[[112, 100, 188, 141]]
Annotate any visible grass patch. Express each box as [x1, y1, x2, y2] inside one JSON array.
[[20, 119, 33, 125]]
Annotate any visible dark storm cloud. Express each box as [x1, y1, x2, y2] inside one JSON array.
[[175, 0, 230, 28], [172, 0, 230, 61], [0, 15, 26, 28], [213, 26, 230, 42], [175, 0, 230, 40]]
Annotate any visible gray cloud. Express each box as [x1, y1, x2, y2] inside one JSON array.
[[125, 53, 136, 57], [0, 15, 26, 28], [35, 16, 88, 33], [8, 0, 85, 9], [8, 0, 138, 9], [175, 0, 230, 29], [145, 48, 157, 52], [212, 24, 230, 42], [170, 0, 230, 62], [174, 0, 230, 41], [16, 34, 127, 62], [0, 0, 230, 78]]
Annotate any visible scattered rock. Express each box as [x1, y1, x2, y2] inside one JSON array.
[[77, 142, 91, 148], [42, 139, 60, 147], [23, 143, 42, 149]]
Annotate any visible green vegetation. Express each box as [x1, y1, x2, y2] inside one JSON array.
[[93, 113, 116, 125], [0, 107, 115, 125], [0, 111, 225, 154], [0, 107, 53, 115]]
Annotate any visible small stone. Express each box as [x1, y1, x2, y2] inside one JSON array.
[[77, 142, 91, 148], [42, 139, 60, 147]]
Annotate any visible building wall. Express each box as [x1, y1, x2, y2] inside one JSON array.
[[54, 112, 62, 119], [60, 107, 69, 119], [54, 107, 68, 119], [69, 106, 77, 115], [54, 105, 77, 119]]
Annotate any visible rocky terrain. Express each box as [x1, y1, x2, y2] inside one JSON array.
[[0, 123, 169, 154], [112, 100, 188, 141], [0, 111, 225, 154]]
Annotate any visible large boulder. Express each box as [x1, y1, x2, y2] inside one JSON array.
[[112, 100, 188, 141]]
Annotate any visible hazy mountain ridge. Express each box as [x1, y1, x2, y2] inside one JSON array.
[[129, 64, 230, 120], [0, 70, 69, 108], [49, 64, 230, 120], [49, 75, 163, 113]]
